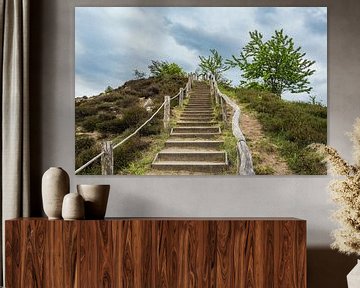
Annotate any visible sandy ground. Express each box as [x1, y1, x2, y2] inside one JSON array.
[[239, 105, 291, 175]]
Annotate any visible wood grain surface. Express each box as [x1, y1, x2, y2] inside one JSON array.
[[6, 218, 306, 288]]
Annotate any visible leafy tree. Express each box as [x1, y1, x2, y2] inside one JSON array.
[[148, 60, 186, 78], [133, 69, 146, 79], [227, 29, 316, 97], [105, 86, 113, 93], [199, 49, 230, 82]]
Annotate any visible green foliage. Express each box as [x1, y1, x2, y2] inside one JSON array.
[[224, 87, 327, 174], [148, 60, 186, 78], [143, 84, 160, 97], [105, 86, 113, 93], [199, 49, 230, 84], [75, 76, 187, 174], [122, 106, 149, 127], [95, 118, 125, 134], [98, 113, 116, 122], [221, 130, 238, 174], [113, 136, 149, 172], [81, 116, 99, 132], [75, 136, 96, 152], [133, 69, 146, 79], [75, 135, 101, 175], [115, 94, 138, 108], [96, 106, 149, 134], [139, 117, 162, 136], [227, 29, 315, 97], [124, 132, 169, 175], [75, 106, 97, 121]]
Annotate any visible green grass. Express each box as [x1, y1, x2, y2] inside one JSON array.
[[124, 132, 169, 175], [221, 130, 238, 174], [220, 86, 327, 175], [124, 97, 187, 175]]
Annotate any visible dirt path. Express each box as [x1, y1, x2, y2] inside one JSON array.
[[239, 104, 291, 175]]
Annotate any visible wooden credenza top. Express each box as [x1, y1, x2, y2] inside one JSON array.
[[6, 217, 306, 288], [7, 216, 305, 221]]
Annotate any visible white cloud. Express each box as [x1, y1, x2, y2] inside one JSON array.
[[75, 7, 327, 104]]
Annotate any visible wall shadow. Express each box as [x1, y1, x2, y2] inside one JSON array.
[[308, 248, 357, 288], [29, 0, 47, 216]]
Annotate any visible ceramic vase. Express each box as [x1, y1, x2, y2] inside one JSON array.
[[42, 167, 70, 219], [347, 259, 360, 288], [77, 184, 110, 219], [62, 192, 85, 220]]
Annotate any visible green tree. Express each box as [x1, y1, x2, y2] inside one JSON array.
[[227, 30, 316, 97], [133, 69, 146, 79], [199, 49, 230, 82], [105, 86, 113, 93], [148, 60, 186, 78]]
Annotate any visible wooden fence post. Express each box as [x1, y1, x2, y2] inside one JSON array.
[[101, 141, 113, 175], [210, 80, 214, 96], [179, 88, 184, 107], [214, 89, 219, 105], [163, 95, 171, 131], [220, 96, 227, 125]]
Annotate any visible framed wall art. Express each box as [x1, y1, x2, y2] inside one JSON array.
[[75, 7, 327, 176]]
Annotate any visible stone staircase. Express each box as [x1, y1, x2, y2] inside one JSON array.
[[151, 81, 228, 174]]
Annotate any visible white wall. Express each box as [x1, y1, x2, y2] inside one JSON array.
[[31, 0, 360, 249]]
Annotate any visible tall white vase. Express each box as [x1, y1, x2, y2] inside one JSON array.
[[347, 260, 360, 288], [42, 167, 70, 219]]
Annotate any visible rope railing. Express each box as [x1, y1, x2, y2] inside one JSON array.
[[209, 74, 255, 175], [75, 73, 195, 175]]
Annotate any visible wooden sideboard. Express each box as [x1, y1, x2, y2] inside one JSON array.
[[5, 218, 306, 287]]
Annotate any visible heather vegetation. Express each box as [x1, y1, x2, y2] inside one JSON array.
[[221, 86, 327, 174], [75, 29, 326, 175], [75, 75, 187, 174]]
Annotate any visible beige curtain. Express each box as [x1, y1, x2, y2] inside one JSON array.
[[0, 0, 30, 284]]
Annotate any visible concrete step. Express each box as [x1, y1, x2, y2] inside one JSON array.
[[188, 104, 211, 106], [176, 121, 215, 126], [181, 111, 214, 115], [179, 116, 214, 121], [151, 161, 228, 173], [187, 101, 212, 107], [172, 126, 220, 134], [155, 151, 227, 162], [185, 107, 212, 110], [165, 140, 224, 149], [170, 132, 221, 139], [183, 109, 213, 113], [181, 114, 214, 118], [188, 102, 211, 105], [186, 103, 213, 109], [188, 98, 210, 100]]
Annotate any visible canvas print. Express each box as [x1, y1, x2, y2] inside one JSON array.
[[75, 7, 327, 175]]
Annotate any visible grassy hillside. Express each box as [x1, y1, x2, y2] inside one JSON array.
[[75, 76, 187, 174], [221, 87, 327, 175]]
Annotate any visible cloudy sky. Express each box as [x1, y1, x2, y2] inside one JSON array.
[[75, 7, 327, 105]]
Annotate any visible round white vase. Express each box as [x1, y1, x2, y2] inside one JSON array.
[[62, 192, 85, 220], [77, 184, 110, 219], [42, 167, 70, 219]]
